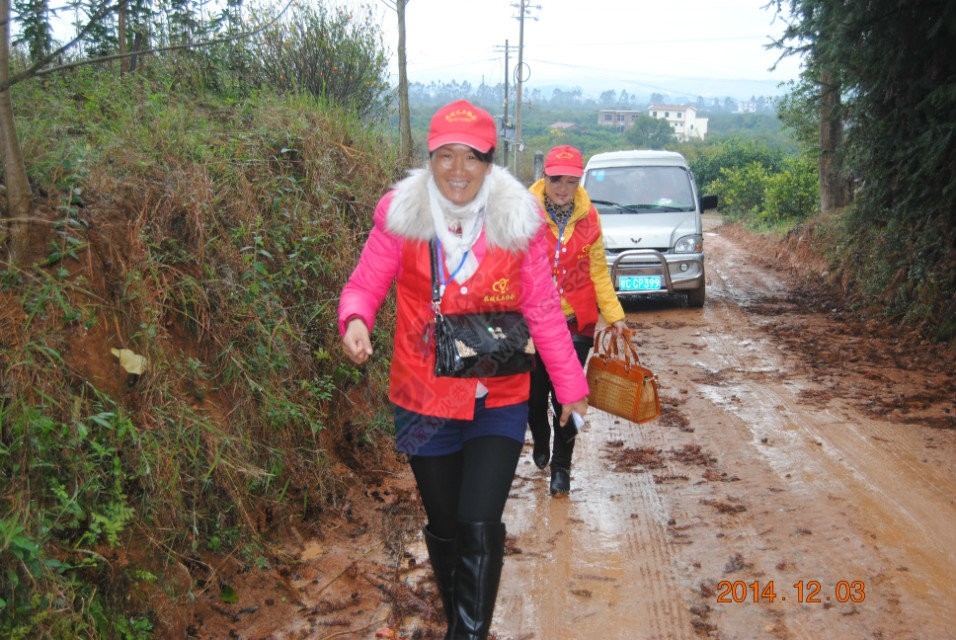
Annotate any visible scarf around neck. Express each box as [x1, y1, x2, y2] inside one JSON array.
[[428, 176, 489, 285], [544, 194, 574, 228]]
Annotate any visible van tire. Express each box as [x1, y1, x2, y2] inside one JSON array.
[[687, 282, 705, 308]]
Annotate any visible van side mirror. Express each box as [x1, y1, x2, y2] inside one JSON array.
[[700, 194, 718, 211]]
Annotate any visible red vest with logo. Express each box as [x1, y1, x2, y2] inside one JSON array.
[[389, 238, 530, 419], [551, 206, 601, 333]]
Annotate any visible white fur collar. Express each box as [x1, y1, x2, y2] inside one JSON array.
[[385, 165, 542, 252]]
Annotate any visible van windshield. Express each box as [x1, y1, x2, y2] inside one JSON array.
[[584, 166, 694, 212]]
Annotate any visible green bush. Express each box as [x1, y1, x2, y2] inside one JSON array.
[[709, 162, 769, 222], [247, 3, 392, 120], [761, 155, 819, 222], [687, 137, 786, 192]]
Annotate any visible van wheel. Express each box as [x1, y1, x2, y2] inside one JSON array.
[[687, 282, 705, 308]]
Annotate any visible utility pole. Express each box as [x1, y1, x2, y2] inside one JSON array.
[[494, 40, 517, 169], [502, 42, 510, 169], [512, 0, 539, 180]]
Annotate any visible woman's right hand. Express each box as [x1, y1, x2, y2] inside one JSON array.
[[342, 318, 373, 364], [559, 398, 589, 427]]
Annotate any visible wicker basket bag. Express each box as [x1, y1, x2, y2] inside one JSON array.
[[585, 328, 661, 424]]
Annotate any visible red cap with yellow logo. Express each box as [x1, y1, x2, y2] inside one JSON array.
[[544, 145, 584, 177], [427, 100, 497, 153]]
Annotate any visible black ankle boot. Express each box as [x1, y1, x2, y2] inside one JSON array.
[[532, 441, 550, 469], [450, 521, 505, 640], [549, 466, 570, 495], [423, 525, 456, 632]]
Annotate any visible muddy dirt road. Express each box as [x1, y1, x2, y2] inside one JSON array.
[[485, 216, 956, 640], [184, 216, 955, 640]]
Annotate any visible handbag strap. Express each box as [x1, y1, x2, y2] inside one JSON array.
[[619, 328, 641, 364], [595, 327, 641, 367], [594, 327, 610, 357], [429, 239, 442, 317]]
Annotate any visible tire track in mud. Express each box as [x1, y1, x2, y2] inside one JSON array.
[[656, 281, 874, 640], [400, 220, 955, 640], [497, 411, 695, 640], [642, 227, 956, 640]]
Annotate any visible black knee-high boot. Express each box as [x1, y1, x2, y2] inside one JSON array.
[[423, 525, 456, 632], [450, 521, 506, 640]]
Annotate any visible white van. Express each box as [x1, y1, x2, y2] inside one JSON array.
[[582, 150, 718, 307]]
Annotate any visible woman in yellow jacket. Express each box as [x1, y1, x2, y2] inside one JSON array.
[[528, 145, 627, 495]]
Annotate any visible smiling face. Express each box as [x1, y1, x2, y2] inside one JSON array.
[[544, 174, 580, 208], [429, 144, 493, 206]]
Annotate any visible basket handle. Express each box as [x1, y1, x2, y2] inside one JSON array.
[[594, 326, 613, 357], [595, 327, 641, 367]]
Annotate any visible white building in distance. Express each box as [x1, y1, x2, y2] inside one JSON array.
[[647, 104, 708, 141], [597, 104, 709, 141]]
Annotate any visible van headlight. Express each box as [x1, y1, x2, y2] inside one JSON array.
[[674, 235, 703, 254]]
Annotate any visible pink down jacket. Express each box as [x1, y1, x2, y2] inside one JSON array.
[[338, 165, 589, 420]]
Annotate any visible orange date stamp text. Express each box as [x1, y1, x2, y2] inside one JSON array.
[[716, 580, 866, 604]]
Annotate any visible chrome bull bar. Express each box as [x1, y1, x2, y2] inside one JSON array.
[[610, 249, 675, 293]]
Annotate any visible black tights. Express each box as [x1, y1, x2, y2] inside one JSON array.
[[409, 436, 522, 540]]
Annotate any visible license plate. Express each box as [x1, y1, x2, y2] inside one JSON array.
[[618, 275, 662, 291]]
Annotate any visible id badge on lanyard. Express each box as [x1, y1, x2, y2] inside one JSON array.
[[551, 222, 567, 287]]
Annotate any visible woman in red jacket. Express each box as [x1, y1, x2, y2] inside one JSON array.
[[339, 102, 588, 639], [528, 145, 627, 496]]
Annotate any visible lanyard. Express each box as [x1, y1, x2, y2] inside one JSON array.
[[550, 213, 570, 283], [436, 239, 469, 297], [552, 224, 567, 269]]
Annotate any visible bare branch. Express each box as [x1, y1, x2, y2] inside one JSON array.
[[1, 0, 296, 90]]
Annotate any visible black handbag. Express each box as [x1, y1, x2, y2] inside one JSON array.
[[430, 240, 535, 378]]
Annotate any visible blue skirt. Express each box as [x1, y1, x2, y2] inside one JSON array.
[[394, 397, 528, 457]]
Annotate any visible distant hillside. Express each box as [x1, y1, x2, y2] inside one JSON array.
[[529, 75, 791, 103]]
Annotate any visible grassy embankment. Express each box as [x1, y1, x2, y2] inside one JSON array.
[[2, 65, 403, 638]]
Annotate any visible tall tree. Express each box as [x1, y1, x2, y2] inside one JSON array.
[[818, 67, 848, 211], [0, 0, 33, 263], [117, 0, 128, 71], [391, 0, 412, 160], [781, 0, 849, 212], [2, 0, 116, 265], [773, 0, 956, 337], [12, 0, 52, 61], [774, 0, 955, 216]]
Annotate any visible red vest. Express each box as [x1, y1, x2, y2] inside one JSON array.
[[389, 238, 531, 419], [551, 206, 601, 333]]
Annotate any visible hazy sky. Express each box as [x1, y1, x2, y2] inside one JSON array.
[[44, 0, 803, 98], [347, 0, 804, 97]]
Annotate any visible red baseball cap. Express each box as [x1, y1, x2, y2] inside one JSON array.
[[544, 145, 584, 177], [428, 100, 497, 153]]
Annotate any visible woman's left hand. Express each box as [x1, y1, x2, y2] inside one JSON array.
[[610, 320, 628, 337], [559, 398, 589, 427]]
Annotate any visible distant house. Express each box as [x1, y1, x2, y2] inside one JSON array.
[[597, 105, 709, 141], [647, 104, 708, 141], [736, 100, 757, 114], [597, 109, 643, 132], [548, 121, 579, 131]]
